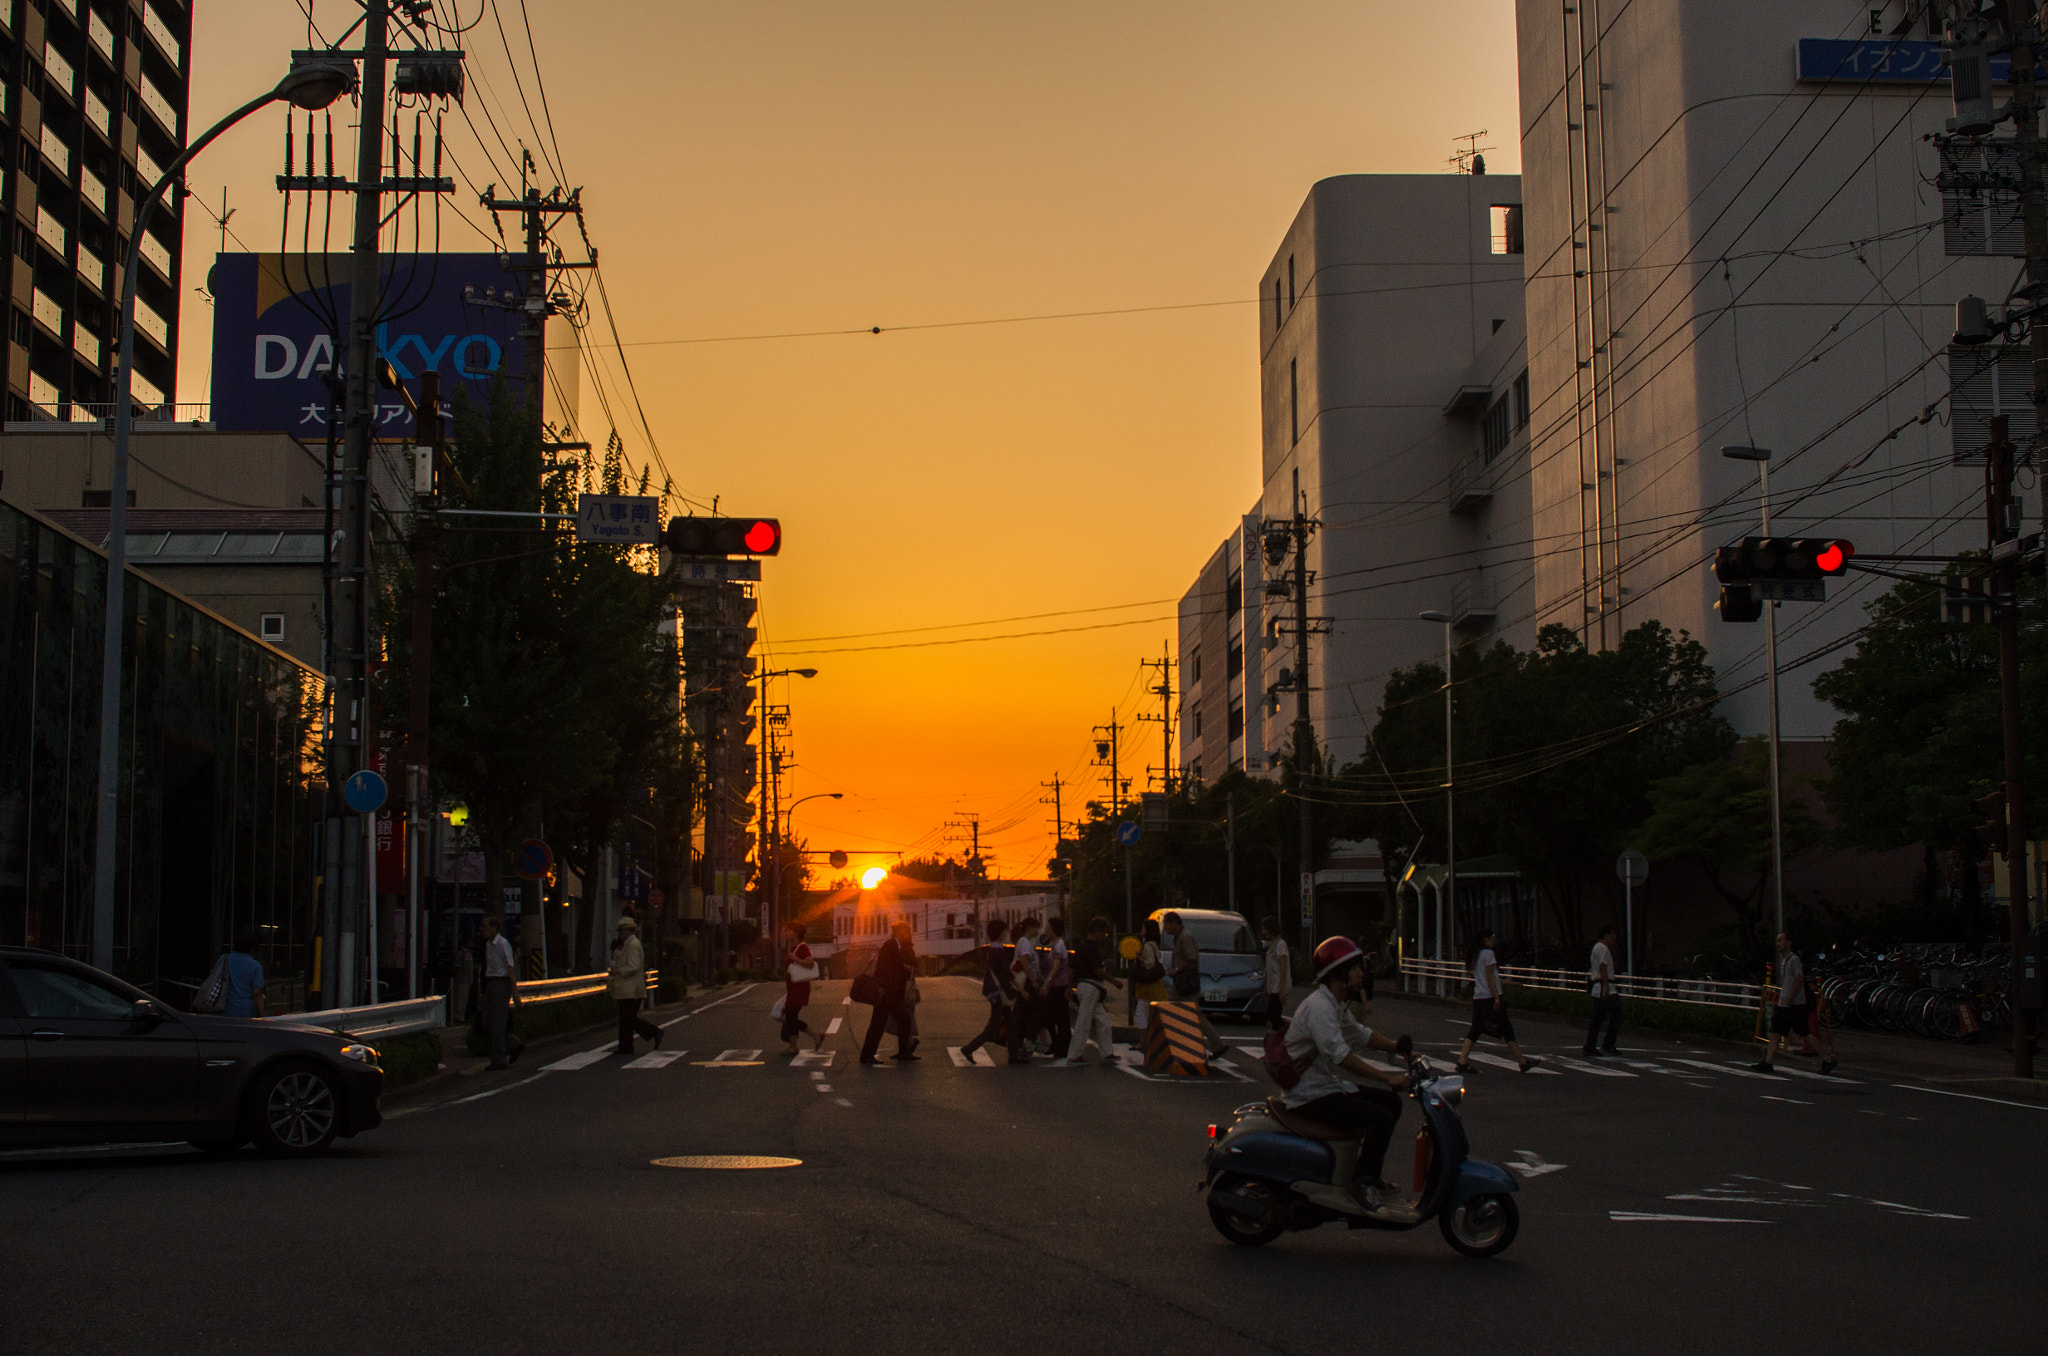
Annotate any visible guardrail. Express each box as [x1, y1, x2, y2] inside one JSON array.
[[1400, 957, 1763, 1011], [263, 994, 446, 1040], [514, 969, 659, 1005]]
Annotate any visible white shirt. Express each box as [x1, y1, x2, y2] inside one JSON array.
[[1471, 947, 1499, 1001], [1263, 938, 1290, 996], [1777, 952, 1805, 1007], [1589, 941, 1615, 999], [1011, 934, 1041, 987], [484, 933, 515, 979], [1281, 984, 1376, 1108]]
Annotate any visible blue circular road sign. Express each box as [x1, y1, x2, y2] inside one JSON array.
[[343, 769, 388, 814], [1116, 821, 1141, 847]]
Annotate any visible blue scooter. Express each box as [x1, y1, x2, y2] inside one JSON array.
[[1201, 1045, 1521, 1256]]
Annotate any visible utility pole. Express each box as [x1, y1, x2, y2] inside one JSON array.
[[1286, 467, 1321, 943], [1039, 774, 1066, 902], [1138, 650, 1175, 794], [1092, 711, 1130, 930], [404, 369, 441, 1001], [480, 159, 583, 412], [332, 2, 390, 1006], [1986, 418, 2036, 1079]]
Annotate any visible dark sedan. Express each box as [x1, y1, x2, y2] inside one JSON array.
[[0, 946, 384, 1157]]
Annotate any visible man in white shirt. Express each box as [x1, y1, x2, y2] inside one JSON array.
[[481, 916, 523, 1070], [1280, 937, 1413, 1218], [1260, 916, 1290, 1031], [1755, 932, 1810, 1073], [1583, 923, 1622, 1056]]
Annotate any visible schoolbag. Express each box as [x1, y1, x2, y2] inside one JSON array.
[[191, 953, 232, 1014], [1261, 1018, 1315, 1090]]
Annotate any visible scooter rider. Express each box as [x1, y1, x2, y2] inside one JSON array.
[[1283, 936, 1411, 1218]]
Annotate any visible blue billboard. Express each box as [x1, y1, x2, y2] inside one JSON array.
[[206, 253, 529, 435]]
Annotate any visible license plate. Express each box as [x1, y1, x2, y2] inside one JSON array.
[[1203, 989, 1228, 1003]]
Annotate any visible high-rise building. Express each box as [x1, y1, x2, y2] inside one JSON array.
[[2, 0, 190, 421]]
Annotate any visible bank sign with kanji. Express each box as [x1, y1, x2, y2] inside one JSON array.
[[206, 252, 527, 434]]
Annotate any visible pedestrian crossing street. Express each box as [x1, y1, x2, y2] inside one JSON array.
[[528, 1033, 1850, 1090]]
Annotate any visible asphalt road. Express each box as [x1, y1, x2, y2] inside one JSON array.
[[3, 978, 2039, 1355]]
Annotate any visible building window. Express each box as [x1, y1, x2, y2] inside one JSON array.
[[81, 489, 135, 508], [1225, 568, 1241, 619], [1482, 392, 1512, 464], [1227, 642, 1243, 679], [1227, 704, 1245, 742], [1192, 708, 1203, 737], [38, 126, 69, 176], [1273, 277, 1283, 332], [1287, 254, 1296, 309], [1289, 359, 1298, 445], [1190, 649, 1201, 683], [260, 614, 287, 643], [1512, 369, 1530, 428], [1490, 204, 1524, 255], [1948, 344, 2038, 462]]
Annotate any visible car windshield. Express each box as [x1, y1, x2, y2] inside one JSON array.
[[1186, 919, 1255, 954]]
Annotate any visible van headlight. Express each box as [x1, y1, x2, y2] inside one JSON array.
[[339, 1043, 380, 1065]]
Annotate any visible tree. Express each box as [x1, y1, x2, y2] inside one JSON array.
[[1811, 570, 2045, 940], [1631, 736, 1819, 959], [1329, 622, 1736, 955]]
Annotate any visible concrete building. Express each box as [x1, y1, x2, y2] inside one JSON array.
[[3, 0, 192, 419], [1514, 0, 2000, 744], [1181, 173, 1528, 781], [0, 425, 329, 666]]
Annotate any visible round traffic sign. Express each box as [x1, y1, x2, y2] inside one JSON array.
[[514, 838, 554, 881], [648, 888, 665, 907], [343, 769, 387, 814], [1117, 935, 1141, 961], [1116, 822, 1141, 847], [1616, 849, 1650, 887]]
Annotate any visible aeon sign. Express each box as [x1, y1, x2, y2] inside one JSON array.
[[208, 253, 526, 434]]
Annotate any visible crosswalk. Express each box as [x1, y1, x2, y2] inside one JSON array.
[[530, 1032, 1851, 1092]]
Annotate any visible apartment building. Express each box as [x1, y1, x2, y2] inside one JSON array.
[[1180, 173, 1528, 781], [3, 0, 190, 420]]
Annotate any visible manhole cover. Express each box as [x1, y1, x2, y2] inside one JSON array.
[[652, 1155, 802, 1170]]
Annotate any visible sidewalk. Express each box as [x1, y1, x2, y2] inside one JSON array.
[[384, 984, 748, 1104], [1371, 987, 2048, 1103]]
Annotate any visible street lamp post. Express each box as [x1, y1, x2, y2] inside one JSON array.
[[90, 60, 354, 971], [1420, 611, 1454, 997], [778, 792, 842, 942], [1722, 445, 1785, 939]]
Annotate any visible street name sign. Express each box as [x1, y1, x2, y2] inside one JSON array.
[[672, 558, 763, 585], [576, 494, 661, 544]]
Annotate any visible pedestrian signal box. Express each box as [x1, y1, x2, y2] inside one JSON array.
[[663, 516, 782, 557]]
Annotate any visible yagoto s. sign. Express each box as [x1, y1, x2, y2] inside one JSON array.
[[208, 253, 527, 434]]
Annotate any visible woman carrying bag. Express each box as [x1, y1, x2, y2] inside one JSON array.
[[1132, 918, 1170, 1025], [778, 921, 824, 1055]]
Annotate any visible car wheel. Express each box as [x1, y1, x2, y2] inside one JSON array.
[[248, 1062, 342, 1157]]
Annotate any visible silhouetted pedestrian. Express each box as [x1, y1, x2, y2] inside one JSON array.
[[860, 921, 918, 1064], [481, 916, 523, 1070], [960, 918, 1019, 1064], [1584, 922, 1621, 1056], [1260, 916, 1289, 1030], [1455, 929, 1539, 1074], [610, 917, 662, 1056], [1057, 915, 1119, 1066]]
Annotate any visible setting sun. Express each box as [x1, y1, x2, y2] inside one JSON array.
[[859, 866, 889, 890]]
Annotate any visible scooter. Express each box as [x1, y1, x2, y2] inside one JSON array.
[[1200, 1045, 1521, 1257]]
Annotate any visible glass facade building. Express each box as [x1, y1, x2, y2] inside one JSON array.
[[0, 498, 326, 1008]]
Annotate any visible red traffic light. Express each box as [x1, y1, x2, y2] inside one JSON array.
[[662, 515, 783, 558], [743, 519, 780, 554], [1815, 540, 1853, 574]]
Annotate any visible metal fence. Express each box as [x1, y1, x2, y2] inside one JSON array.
[[263, 995, 446, 1040], [1400, 956, 1764, 1011], [513, 970, 659, 1005]]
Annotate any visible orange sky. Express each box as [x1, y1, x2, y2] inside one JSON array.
[[180, 1, 1521, 879]]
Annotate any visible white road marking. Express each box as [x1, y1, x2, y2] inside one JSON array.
[[841, 996, 851, 1005], [542, 1048, 615, 1072], [815, 1083, 833, 1093], [1760, 1094, 1811, 1105], [624, 1050, 686, 1069], [825, 1018, 843, 1035], [808, 1071, 825, 1080], [711, 1048, 763, 1063], [1669, 1058, 1780, 1081], [1894, 1083, 2048, 1112], [1509, 1149, 1567, 1178], [660, 982, 758, 1027], [1611, 1212, 1771, 1224], [1828, 1191, 1968, 1219], [834, 1097, 852, 1106], [1553, 1056, 1635, 1077], [1729, 1060, 1841, 1082], [791, 1049, 836, 1068], [1463, 1050, 1561, 1075]]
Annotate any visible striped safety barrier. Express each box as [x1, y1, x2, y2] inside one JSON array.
[[1143, 1000, 1210, 1076]]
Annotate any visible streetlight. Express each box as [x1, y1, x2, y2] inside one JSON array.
[[1721, 444, 1785, 939], [90, 57, 355, 969], [776, 791, 842, 942], [1419, 610, 1454, 997]]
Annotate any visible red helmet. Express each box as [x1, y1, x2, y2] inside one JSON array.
[[1312, 936, 1366, 983]]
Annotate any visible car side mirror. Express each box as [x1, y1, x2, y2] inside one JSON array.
[[131, 998, 165, 1025]]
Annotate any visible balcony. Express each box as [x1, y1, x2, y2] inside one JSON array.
[[1450, 574, 1496, 631], [1448, 457, 1495, 514]]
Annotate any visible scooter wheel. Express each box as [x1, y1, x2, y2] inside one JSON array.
[[1207, 1177, 1284, 1248], [1439, 1192, 1519, 1258]]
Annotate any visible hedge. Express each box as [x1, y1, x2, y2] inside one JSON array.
[[377, 1030, 445, 1087], [1501, 984, 1761, 1043], [465, 990, 617, 1055]]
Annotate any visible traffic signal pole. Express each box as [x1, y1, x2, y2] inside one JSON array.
[[1759, 457, 1786, 940], [1290, 469, 1317, 944], [1987, 418, 2035, 1080]]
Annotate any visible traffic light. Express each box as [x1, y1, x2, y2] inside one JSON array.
[[1974, 787, 2009, 854], [1711, 537, 1854, 621], [663, 516, 782, 557], [1716, 585, 1763, 623]]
